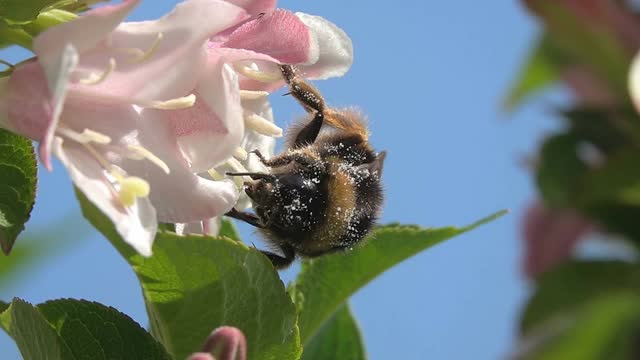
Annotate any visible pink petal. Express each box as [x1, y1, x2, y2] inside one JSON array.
[[522, 202, 594, 278], [53, 138, 157, 256], [7, 45, 78, 171], [169, 56, 244, 173], [39, 44, 79, 171], [58, 98, 239, 223], [175, 217, 221, 236], [562, 65, 616, 106], [6, 61, 51, 142], [223, 9, 318, 65], [68, 0, 249, 104], [294, 12, 353, 80], [33, 0, 140, 62], [134, 108, 240, 223], [225, 0, 276, 15], [210, 46, 284, 92]]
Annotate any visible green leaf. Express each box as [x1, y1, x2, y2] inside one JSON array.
[[578, 149, 640, 242], [0, 129, 37, 255], [521, 261, 640, 333], [0, 298, 71, 360], [515, 293, 640, 360], [76, 189, 301, 360], [0, 0, 60, 23], [536, 133, 588, 208], [560, 107, 640, 154], [218, 218, 240, 241], [301, 303, 366, 360], [291, 210, 507, 345], [503, 33, 566, 111], [1, 298, 172, 360]]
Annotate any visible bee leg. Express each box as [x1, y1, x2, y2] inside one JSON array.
[[260, 243, 296, 269], [226, 172, 276, 181], [225, 208, 265, 228], [250, 151, 316, 169], [280, 65, 326, 114], [292, 112, 324, 148], [249, 149, 266, 161]]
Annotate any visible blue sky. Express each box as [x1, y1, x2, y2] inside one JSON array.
[[1, 1, 562, 359]]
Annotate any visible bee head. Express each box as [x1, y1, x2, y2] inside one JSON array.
[[246, 171, 326, 230]]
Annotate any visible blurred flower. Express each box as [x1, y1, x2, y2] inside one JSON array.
[[628, 49, 640, 112], [522, 202, 594, 278], [0, 0, 258, 255], [524, 0, 640, 105], [187, 326, 247, 360]]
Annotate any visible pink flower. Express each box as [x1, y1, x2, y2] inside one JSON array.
[[521, 202, 594, 278], [187, 326, 247, 360], [0, 0, 356, 252], [0, 0, 258, 255]]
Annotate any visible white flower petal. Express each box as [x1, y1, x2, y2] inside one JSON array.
[[39, 44, 79, 171], [175, 59, 244, 173], [295, 12, 353, 80], [53, 137, 157, 256]]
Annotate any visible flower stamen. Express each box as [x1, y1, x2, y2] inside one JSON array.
[[139, 94, 196, 109], [225, 158, 249, 188], [244, 110, 283, 137], [126, 144, 170, 174], [118, 176, 150, 206], [233, 147, 248, 161], [82, 143, 152, 207], [234, 64, 282, 83], [239, 90, 269, 100], [207, 168, 225, 181], [130, 32, 164, 63], [58, 127, 112, 144], [77, 58, 116, 85]]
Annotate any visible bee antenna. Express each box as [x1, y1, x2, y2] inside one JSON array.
[[225, 172, 276, 181]]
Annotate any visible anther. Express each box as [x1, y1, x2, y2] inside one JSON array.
[[141, 94, 196, 110], [234, 64, 282, 83], [131, 33, 164, 63], [118, 176, 150, 206], [233, 147, 248, 161], [78, 58, 116, 85], [244, 111, 283, 137], [126, 145, 170, 174], [239, 90, 269, 100], [207, 168, 225, 181], [225, 158, 249, 188], [58, 127, 112, 144]]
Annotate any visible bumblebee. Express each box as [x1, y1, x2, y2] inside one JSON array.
[[226, 65, 386, 269]]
